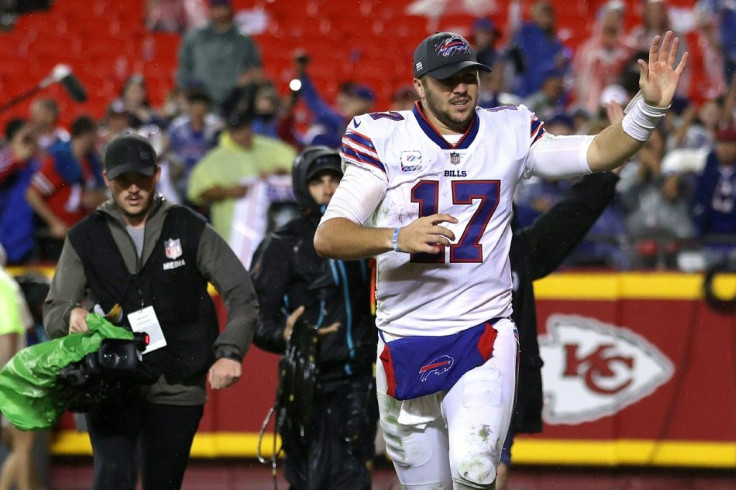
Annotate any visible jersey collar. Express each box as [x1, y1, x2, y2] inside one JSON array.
[[412, 101, 480, 150]]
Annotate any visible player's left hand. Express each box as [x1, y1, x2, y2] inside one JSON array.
[[208, 357, 242, 390], [638, 30, 688, 108]]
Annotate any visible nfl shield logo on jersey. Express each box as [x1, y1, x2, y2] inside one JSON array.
[[450, 152, 461, 165], [165, 238, 183, 260]]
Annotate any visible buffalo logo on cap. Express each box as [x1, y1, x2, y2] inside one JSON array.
[[435, 36, 473, 58]]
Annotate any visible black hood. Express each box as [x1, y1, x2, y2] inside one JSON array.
[[291, 146, 343, 219]]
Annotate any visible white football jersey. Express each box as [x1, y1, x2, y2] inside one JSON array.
[[340, 104, 547, 337]]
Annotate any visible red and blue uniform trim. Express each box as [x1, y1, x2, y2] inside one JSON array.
[[530, 115, 546, 145], [341, 129, 386, 173]]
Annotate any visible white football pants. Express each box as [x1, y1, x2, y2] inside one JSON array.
[[376, 318, 518, 490]]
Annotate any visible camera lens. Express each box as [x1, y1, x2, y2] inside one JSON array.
[[101, 350, 122, 368]]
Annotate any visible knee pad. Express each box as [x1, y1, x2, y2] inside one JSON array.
[[451, 454, 497, 489]]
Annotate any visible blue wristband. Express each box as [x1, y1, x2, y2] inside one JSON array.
[[392, 227, 401, 252]]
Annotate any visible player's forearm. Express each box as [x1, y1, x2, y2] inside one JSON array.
[[314, 217, 393, 260], [586, 122, 645, 173], [198, 185, 242, 203]]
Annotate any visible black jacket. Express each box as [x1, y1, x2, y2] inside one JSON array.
[[510, 172, 619, 433], [251, 214, 375, 378], [67, 206, 219, 385]]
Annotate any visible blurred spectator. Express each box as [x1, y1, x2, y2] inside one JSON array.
[[471, 17, 503, 68], [97, 100, 133, 155], [523, 69, 569, 121], [513, 176, 570, 229], [391, 85, 419, 111], [115, 74, 158, 129], [176, 0, 262, 110], [627, 0, 690, 96], [9, 269, 51, 487], [160, 86, 189, 124], [295, 55, 375, 149], [693, 124, 736, 239], [478, 69, 521, 109], [572, 1, 633, 113], [223, 82, 284, 139], [507, 0, 570, 98], [0, 119, 40, 264], [146, 0, 207, 33], [690, 3, 728, 101], [619, 127, 695, 242], [696, 0, 736, 85], [28, 98, 69, 152], [661, 123, 736, 250], [571, 106, 593, 133], [187, 110, 295, 266], [25, 116, 107, 260], [167, 87, 221, 202], [598, 83, 631, 120], [544, 113, 575, 136], [137, 123, 182, 205], [0, 243, 38, 490], [669, 97, 723, 150], [628, 0, 673, 51], [250, 84, 284, 138], [146, 0, 188, 33]]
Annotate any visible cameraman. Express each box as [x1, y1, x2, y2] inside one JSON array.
[[43, 134, 259, 490], [251, 147, 376, 489]]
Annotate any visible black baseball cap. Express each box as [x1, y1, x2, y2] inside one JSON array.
[[305, 151, 342, 182], [413, 32, 491, 80], [104, 134, 157, 180]]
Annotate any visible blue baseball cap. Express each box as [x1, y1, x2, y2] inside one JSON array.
[[473, 18, 499, 34], [351, 84, 375, 102]]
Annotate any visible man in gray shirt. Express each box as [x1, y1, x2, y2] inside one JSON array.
[[176, 0, 262, 109]]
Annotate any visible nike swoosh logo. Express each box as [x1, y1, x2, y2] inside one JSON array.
[[353, 118, 361, 128]]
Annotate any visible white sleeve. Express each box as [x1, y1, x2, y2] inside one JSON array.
[[319, 163, 387, 226], [525, 133, 595, 179]]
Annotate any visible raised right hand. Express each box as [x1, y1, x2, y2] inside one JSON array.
[[396, 213, 458, 255]]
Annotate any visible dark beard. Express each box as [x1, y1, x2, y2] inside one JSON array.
[[424, 90, 475, 133]]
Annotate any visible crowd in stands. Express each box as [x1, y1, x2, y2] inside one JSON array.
[[0, 0, 735, 273]]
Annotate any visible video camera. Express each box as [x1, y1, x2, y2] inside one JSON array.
[[58, 333, 149, 411]]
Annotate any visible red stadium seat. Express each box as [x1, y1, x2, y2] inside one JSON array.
[[436, 13, 478, 37], [380, 15, 430, 39]]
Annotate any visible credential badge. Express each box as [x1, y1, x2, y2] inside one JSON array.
[[165, 238, 183, 260]]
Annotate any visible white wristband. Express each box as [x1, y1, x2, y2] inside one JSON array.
[[621, 94, 669, 142]]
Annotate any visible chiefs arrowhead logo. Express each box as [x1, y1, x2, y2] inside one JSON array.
[[539, 315, 674, 425]]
